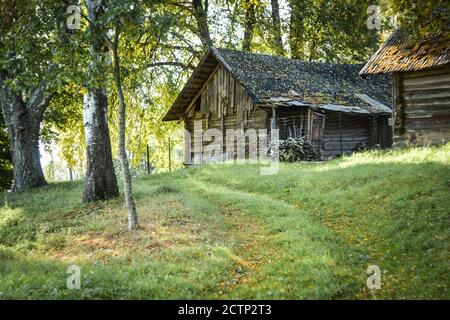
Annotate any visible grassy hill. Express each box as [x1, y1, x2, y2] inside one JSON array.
[[0, 145, 449, 299]]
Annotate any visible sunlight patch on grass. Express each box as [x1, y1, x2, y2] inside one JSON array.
[[321, 144, 450, 171]]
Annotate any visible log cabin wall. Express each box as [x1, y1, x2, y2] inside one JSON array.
[[184, 65, 268, 162], [274, 108, 392, 159], [322, 112, 370, 158], [321, 112, 391, 158], [395, 65, 450, 145]]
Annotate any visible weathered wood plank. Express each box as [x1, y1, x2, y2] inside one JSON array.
[[402, 66, 450, 79], [403, 81, 450, 92], [403, 74, 450, 87], [185, 65, 220, 116]]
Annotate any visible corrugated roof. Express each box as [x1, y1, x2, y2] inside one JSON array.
[[359, 29, 450, 75], [164, 48, 392, 121], [260, 97, 391, 115], [318, 104, 371, 114]]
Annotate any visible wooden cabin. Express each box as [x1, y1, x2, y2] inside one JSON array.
[[164, 48, 393, 162], [360, 29, 450, 146]]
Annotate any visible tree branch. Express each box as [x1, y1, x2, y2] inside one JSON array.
[[80, 10, 114, 51], [143, 61, 195, 70], [160, 44, 201, 56], [26, 65, 55, 115]]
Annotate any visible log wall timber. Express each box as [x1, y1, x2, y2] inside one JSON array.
[[275, 108, 391, 159], [196, 65, 256, 124], [322, 112, 391, 158], [395, 65, 450, 145], [184, 65, 268, 162], [322, 113, 370, 157]]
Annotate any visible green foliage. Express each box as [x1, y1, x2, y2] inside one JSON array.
[[0, 0, 73, 95], [0, 0, 88, 172], [287, 0, 381, 63], [44, 86, 85, 171], [46, 0, 188, 172], [383, 0, 449, 37], [0, 145, 448, 299]]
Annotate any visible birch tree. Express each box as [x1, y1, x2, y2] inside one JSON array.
[[82, 0, 119, 202], [80, 0, 153, 230], [109, 24, 138, 230]]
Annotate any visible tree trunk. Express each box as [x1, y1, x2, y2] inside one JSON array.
[[242, 0, 256, 51], [0, 112, 13, 191], [289, 0, 305, 59], [82, 0, 119, 202], [82, 89, 119, 202], [271, 0, 285, 55], [0, 1, 71, 192], [192, 0, 212, 49], [0, 72, 49, 192], [112, 40, 138, 231], [7, 113, 46, 191]]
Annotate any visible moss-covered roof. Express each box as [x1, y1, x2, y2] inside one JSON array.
[[215, 48, 391, 105], [360, 29, 450, 75], [164, 48, 392, 121]]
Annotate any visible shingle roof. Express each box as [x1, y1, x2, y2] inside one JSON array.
[[164, 48, 392, 121], [215, 48, 391, 106], [359, 29, 450, 75]]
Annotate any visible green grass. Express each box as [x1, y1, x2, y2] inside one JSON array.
[[0, 145, 449, 299]]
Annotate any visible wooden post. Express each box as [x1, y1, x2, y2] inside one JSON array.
[[372, 116, 378, 146], [300, 112, 304, 136], [270, 107, 277, 145], [271, 107, 277, 129], [306, 109, 311, 141], [393, 73, 405, 137], [320, 113, 326, 158], [146, 144, 151, 175], [168, 138, 172, 172], [220, 115, 224, 158], [339, 113, 343, 155], [292, 116, 296, 138]]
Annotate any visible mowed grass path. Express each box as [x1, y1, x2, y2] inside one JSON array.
[[0, 145, 449, 299]]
